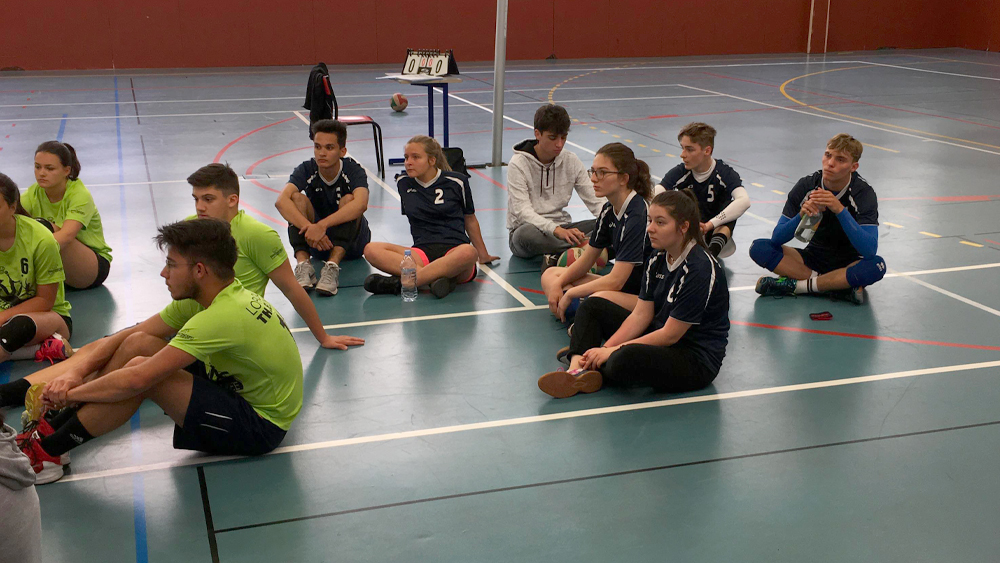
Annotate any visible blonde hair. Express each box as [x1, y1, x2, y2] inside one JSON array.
[[827, 133, 863, 162], [406, 135, 452, 172]]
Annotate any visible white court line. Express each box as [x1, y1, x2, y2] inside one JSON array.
[[288, 305, 547, 333], [891, 269, 1000, 318], [84, 178, 284, 188], [675, 84, 1000, 157], [0, 96, 304, 108], [56, 358, 1000, 484], [477, 263, 535, 307], [461, 60, 865, 74], [859, 61, 1000, 82], [292, 110, 399, 202], [0, 110, 302, 123], [743, 211, 778, 226]]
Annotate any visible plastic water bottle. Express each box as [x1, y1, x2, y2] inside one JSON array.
[[794, 210, 822, 243], [400, 250, 417, 302]]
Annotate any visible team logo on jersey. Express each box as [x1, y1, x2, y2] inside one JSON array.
[[206, 365, 244, 393], [0, 272, 33, 311]]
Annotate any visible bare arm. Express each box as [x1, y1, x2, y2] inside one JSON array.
[[62, 345, 195, 403], [52, 219, 84, 248], [275, 183, 311, 230], [563, 259, 634, 300], [267, 259, 364, 350], [0, 283, 59, 325], [464, 214, 499, 264], [317, 188, 369, 228]]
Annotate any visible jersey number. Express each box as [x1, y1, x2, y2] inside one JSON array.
[[19, 258, 28, 275], [706, 184, 715, 203], [434, 188, 444, 205]]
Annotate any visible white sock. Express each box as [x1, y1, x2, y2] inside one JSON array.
[[794, 278, 818, 294], [10, 344, 40, 361]]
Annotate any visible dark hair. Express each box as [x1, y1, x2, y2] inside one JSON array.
[[650, 189, 707, 249], [155, 219, 238, 279], [187, 163, 240, 196], [677, 122, 716, 150], [0, 173, 30, 217], [35, 141, 82, 181], [311, 119, 348, 147], [533, 104, 571, 136], [596, 142, 653, 200]]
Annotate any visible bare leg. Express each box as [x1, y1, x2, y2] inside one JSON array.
[[363, 242, 411, 276], [590, 290, 639, 312], [771, 246, 814, 280], [291, 192, 316, 264], [60, 239, 100, 289], [0, 312, 70, 363], [414, 244, 477, 285], [815, 262, 856, 292], [22, 332, 167, 388]]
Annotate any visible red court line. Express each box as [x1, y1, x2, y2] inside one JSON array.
[[733, 320, 1000, 352], [240, 200, 286, 227], [214, 116, 296, 163], [985, 239, 1000, 246], [576, 102, 853, 125], [470, 168, 507, 191], [519, 287, 545, 295]]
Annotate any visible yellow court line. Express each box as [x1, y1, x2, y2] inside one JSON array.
[[771, 189, 786, 195], [960, 241, 984, 248], [751, 182, 765, 188], [600, 130, 608, 134], [652, 149, 661, 153], [920, 231, 942, 238], [589, 126, 597, 129], [864, 143, 899, 153], [612, 134, 621, 138], [637, 143, 646, 148], [883, 222, 905, 228], [779, 68, 1000, 152], [624, 139, 633, 143], [665, 153, 676, 157]]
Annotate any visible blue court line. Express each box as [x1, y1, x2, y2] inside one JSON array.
[[0, 361, 10, 385], [56, 114, 68, 142], [115, 75, 148, 563]]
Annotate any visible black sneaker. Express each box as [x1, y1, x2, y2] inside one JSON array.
[[364, 274, 402, 295], [429, 277, 457, 299], [540, 254, 560, 273], [755, 276, 797, 297]]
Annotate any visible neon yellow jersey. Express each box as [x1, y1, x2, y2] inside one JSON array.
[[22, 179, 113, 263], [0, 216, 70, 318], [161, 280, 303, 430], [184, 211, 286, 296]]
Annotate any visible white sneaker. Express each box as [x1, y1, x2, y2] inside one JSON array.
[[294, 261, 317, 291], [315, 262, 340, 296]]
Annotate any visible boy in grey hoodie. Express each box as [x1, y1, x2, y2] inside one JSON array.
[[507, 105, 605, 263], [0, 412, 42, 563]]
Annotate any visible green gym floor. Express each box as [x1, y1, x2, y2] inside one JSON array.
[[1, 48, 999, 562]]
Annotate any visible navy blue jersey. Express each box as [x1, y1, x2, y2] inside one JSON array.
[[658, 160, 743, 224], [639, 243, 730, 373], [782, 171, 879, 263], [397, 170, 475, 247], [590, 191, 647, 265], [289, 157, 370, 221]]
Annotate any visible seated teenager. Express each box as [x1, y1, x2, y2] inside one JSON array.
[[188, 163, 363, 350], [655, 122, 750, 259], [15, 219, 304, 484], [23, 141, 112, 289], [749, 134, 885, 305], [506, 104, 605, 265], [538, 190, 730, 398], [0, 173, 72, 365], [363, 136, 498, 299], [540, 143, 651, 322], [275, 119, 372, 296]]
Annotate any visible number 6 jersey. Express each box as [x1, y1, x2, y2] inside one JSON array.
[[396, 170, 475, 247], [0, 216, 70, 317]]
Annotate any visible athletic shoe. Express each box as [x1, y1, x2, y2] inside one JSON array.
[[18, 431, 65, 485], [429, 277, 457, 299], [832, 286, 866, 305], [556, 346, 571, 366], [294, 261, 317, 291], [537, 368, 603, 399], [364, 274, 401, 295], [567, 323, 574, 338], [540, 254, 559, 274], [315, 262, 341, 296], [17, 416, 70, 468], [717, 237, 736, 259], [755, 276, 797, 297], [35, 334, 72, 365]]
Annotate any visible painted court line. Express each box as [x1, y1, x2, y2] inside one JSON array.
[[478, 263, 536, 307], [891, 268, 1000, 318], [56, 358, 1000, 484], [726, 261, 1000, 293], [289, 304, 549, 333]]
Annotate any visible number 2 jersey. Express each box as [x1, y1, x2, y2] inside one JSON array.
[[658, 160, 743, 226], [396, 170, 475, 248]]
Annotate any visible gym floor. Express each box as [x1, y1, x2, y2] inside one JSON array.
[[1, 47, 999, 562]]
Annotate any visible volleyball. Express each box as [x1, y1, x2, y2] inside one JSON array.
[[556, 247, 609, 274], [390, 93, 408, 112]]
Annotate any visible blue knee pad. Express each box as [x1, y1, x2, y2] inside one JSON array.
[[846, 256, 886, 287], [0, 315, 37, 353], [749, 239, 783, 271]]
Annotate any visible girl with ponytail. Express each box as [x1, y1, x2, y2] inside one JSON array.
[[24, 141, 113, 289], [537, 189, 731, 399], [541, 142, 651, 322]]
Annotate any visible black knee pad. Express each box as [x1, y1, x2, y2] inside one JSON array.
[[34, 217, 56, 233], [0, 315, 37, 353]]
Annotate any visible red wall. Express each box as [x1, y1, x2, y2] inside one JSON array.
[[0, 1, 995, 70]]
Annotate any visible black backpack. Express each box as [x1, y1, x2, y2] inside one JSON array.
[[442, 147, 468, 177]]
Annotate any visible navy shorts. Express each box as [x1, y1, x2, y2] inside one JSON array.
[[795, 246, 859, 275], [173, 361, 287, 456]]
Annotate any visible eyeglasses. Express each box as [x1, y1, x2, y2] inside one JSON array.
[[164, 261, 195, 270], [587, 168, 624, 180]]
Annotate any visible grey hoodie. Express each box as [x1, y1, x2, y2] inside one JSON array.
[[506, 139, 606, 234], [1, 422, 41, 563]]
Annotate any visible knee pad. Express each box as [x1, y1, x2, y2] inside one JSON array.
[[0, 315, 37, 353], [34, 217, 55, 232], [846, 256, 886, 287], [749, 239, 783, 271]]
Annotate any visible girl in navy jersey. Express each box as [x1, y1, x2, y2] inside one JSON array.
[[363, 136, 498, 298], [538, 190, 730, 398], [541, 142, 651, 322]]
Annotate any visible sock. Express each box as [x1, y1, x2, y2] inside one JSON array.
[[708, 232, 730, 258], [0, 378, 31, 408], [9, 344, 41, 361], [794, 278, 819, 294], [39, 413, 94, 457], [47, 406, 82, 430]]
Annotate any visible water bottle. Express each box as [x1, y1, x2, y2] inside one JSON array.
[[794, 210, 822, 243], [400, 250, 417, 302]]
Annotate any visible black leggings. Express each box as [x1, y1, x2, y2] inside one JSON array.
[[568, 297, 718, 393]]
